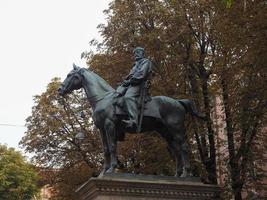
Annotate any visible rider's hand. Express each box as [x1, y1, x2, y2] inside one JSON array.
[[122, 80, 130, 87], [124, 74, 133, 80]]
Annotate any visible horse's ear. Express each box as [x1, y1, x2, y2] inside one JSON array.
[[73, 63, 80, 70]]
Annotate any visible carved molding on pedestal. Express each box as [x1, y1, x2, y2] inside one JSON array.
[[76, 174, 220, 200]]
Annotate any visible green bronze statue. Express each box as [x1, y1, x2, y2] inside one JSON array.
[[58, 48, 205, 177]]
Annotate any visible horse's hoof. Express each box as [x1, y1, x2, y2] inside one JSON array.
[[175, 172, 182, 177], [180, 171, 192, 178], [98, 170, 107, 178], [98, 165, 112, 177], [106, 167, 120, 174], [105, 167, 114, 173], [114, 168, 120, 173]]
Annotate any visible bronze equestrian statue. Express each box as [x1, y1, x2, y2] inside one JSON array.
[[58, 50, 204, 178]]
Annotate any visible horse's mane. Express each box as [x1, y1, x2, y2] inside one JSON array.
[[84, 68, 115, 92]]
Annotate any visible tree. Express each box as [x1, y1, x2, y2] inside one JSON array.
[[212, 1, 267, 199], [20, 78, 102, 199], [87, 0, 267, 198], [21, 0, 267, 199], [0, 144, 40, 200]]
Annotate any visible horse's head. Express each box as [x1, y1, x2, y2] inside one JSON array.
[[58, 64, 84, 96]]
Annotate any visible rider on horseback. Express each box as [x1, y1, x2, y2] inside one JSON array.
[[120, 47, 153, 130]]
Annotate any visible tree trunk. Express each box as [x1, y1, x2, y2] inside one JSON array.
[[200, 75, 217, 184], [221, 75, 243, 200], [185, 61, 217, 183], [234, 190, 242, 200]]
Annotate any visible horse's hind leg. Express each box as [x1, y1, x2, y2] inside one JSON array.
[[169, 126, 191, 177], [176, 127, 191, 177], [170, 138, 183, 177], [157, 127, 183, 177]]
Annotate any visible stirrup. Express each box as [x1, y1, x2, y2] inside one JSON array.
[[122, 119, 137, 129]]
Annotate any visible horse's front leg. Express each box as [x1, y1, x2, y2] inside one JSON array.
[[104, 119, 118, 173], [99, 129, 111, 177]]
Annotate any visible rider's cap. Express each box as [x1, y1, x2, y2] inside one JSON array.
[[133, 47, 144, 53]]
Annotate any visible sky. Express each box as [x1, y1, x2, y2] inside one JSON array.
[[0, 0, 111, 152]]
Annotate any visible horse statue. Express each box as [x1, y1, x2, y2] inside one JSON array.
[[58, 64, 204, 177]]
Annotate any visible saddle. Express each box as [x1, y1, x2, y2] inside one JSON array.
[[113, 86, 159, 118]]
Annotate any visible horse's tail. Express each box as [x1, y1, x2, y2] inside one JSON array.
[[178, 99, 206, 120]]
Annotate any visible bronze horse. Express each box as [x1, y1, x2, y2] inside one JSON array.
[[58, 65, 204, 177]]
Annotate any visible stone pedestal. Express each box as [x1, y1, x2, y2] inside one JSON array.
[[76, 173, 220, 200]]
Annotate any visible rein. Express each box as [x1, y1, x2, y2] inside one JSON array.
[[78, 69, 115, 104], [86, 91, 114, 103]]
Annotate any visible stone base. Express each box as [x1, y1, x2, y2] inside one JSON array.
[[76, 173, 220, 200]]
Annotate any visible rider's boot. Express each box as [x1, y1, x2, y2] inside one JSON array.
[[122, 98, 138, 130]]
